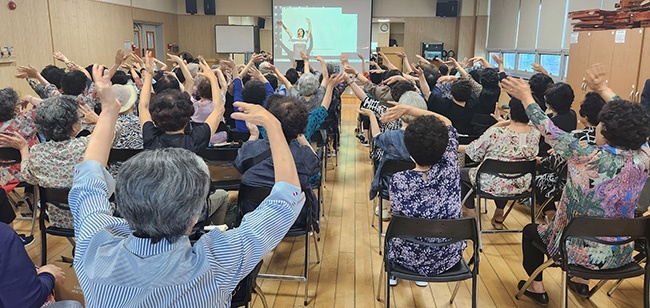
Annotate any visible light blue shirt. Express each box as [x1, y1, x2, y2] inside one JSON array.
[[69, 160, 305, 308]]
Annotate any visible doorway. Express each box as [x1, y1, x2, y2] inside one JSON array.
[[133, 22, 163, 60]]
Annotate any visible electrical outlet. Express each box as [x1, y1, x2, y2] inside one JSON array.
[[0, 47, 7, 58], [7, 47, 14, 57]]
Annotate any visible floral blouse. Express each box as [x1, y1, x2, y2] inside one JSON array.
[[465, 126, 540, 196], [0, 109, 39, 186], [527, 103, 650, 270], [388, 126, 466, 276]]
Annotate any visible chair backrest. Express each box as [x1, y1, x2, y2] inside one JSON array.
[[559, 216, 650, 270], [39, 187, 71, 205], [379, 160, 415, 177], [636, 176, 650, 215], [228, 130, 251, 143], [237, 183, 313, 233], [311, 129, 328, 147], [0, 147, 21, 166], [197, 147, 241, 185], [385, 215, 479, 247], [107, 148, 143, 165], [475, 159, 536, 195]]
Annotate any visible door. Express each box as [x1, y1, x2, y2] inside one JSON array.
[[609, 28, 644, 101], [636, 29, 650, 103], [566, 31, 592, 112], [133, 30, 141, 57], [134, 23, 159, 58]]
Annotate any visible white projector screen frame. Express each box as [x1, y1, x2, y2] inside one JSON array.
[[215, 25, 256, 53]]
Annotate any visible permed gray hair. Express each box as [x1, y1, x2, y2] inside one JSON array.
[[326, 62, 340, 75], [0, 88, 19, 122], [35, 95, 79, 142], [296, 73, 319, 97], [115, 148, 210, 244], [398, 91, 428, 124]]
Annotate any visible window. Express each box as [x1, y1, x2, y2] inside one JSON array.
[[540, 54, 562, 77], [487, 51, 499, 67], [518, 53, 536, 72], [563, 55, 569, 79], [503, 53, 516, 70]]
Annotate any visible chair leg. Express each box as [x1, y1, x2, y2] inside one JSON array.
[[304, 232, 309, 306], [472, 276, 478, 308], [39, 210, 47, 266], [535, 197, 554, 222], [501, 200, 515, 222], [376, 259, 384, 301], [311, 228, 321, 264], [378, 198, 383, 255], [607, 279, 624, 296], [516, 258, 555, 299], [475, 195, 483, 252], [385, 268, 390, 308], [587, 279, 608, 299], [450, 282, 461, 303], [253, 284, 269, 308], [562, 272, 568, 308]]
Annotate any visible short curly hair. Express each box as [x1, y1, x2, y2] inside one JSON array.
[[390, 80, 416, 101], [285, 68, 299, 85], [579, 92, 605, 126], [150, 89, 194, 132], [404, 115, 449, 166], [41, 65, 65, 90], [61, 70, 88, 96], [529, 73, 554, 105], [451, 80, 473, 102], [508, 98, 529, 124], [154, 73, 181, 93], [296, 73, 319, 96], [480, 68, 500, 89], [242, 80, 267, 105], [267, 96, 309, 141], [599, 100, 650, 150], [545, 82, 574, 114], [0, 88, 19, 122], [196, 77, 212, 100], [36, 96, 79, 142]]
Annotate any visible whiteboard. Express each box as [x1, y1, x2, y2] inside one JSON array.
[[215, 25, 255, 53]]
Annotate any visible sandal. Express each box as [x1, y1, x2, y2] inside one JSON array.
[[491, 216, 504, 230]]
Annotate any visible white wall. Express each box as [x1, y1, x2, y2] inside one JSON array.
[[95, 0, 178, 14]]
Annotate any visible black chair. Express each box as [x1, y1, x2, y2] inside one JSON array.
[[463, 159, 536, 250], [228, 130, 251, 143], [372, 160, 415, 255], [38, 187, 75, 266], [231, 260, 269, 308], [0, 147, 37, 238], [516, 216, 650, 308], [378, 216, 480, 308], [237, 183, 320, 306], [108, 148, 143, 164], [311, 129, 328, 217], [198, 146, 241, 191]]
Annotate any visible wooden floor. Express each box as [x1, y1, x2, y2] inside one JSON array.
[[15, 97, 646, 307]]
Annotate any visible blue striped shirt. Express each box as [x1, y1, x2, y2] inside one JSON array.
[[69, 160, 305, 308]]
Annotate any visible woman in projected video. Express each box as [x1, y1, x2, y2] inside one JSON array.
[[277, 18, 313, 70]]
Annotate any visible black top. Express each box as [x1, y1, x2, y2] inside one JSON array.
[[538, 110, 577, 156], [142, 121, 211, 153], [477, 88, 501, 115], [427, 95, 477, 136]]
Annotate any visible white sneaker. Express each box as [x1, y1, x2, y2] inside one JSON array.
[[375, 206, 380, 216], [382, 209, 392, 221], [414, 281, 428, 287], [389, 277, 398, 286]]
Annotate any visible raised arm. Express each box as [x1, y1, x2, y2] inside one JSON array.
[[53, 51, 91, 79], [107, 49, 128, 79], [584, 63, 617, 102], [341, 68, 368, 100], [531, 63, 549, 76], [84, 64, 121, 165], [314, 56, 329, 87], [154, 58, 168, 71], [398, 52, 412, 74], [277, 20, 294, 39], [469, 56, 492, 68], [306, 18, 312, 39], [197, 58, 225, 137], [378, 52, 397, 71], [491, 53, 505, 73], [300, 51, 311, 74], [269, 64, 292, 91], [15, 65, 49, 86], [344, 64, 370, 87], [321, 74, 344, 110], [239, 53, 264, 79], [167, 53, 194, 95], [380, 103, 452, 126], [413, 64, 431, 100], [138, 51, 155, 129], [356, 53, 368, 76]]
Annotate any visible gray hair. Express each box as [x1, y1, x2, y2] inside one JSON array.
[[0, 88, 18, 122], [186, 63, 200, 78], [35, 96, 79, 141], [326, 62, 340, 75], [259, 61, 273, 75], [398, 91, 427, 124], [296, 73, 319, 97], [115, 148, 210, 244]]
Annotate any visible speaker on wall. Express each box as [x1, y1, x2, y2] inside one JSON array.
[[204, 0, 215, 15], [185, 0, 197, 15], [257, 17, 266, 29], [436, 0, 459, 17]]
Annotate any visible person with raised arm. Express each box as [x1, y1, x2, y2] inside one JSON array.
[[68, 64, 305, 307], [504, 64, 650, 306]]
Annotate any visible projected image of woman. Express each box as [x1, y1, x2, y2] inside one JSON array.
[[277, 18, 313, 66]]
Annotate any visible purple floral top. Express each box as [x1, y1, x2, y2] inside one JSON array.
[[527, 103, 650, 270], [387, 126, 466, 276]]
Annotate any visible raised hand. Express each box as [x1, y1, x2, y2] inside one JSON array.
[[15, 65, 39, 79], [167, 53, 183, 64], [490, 102, 505, 123], [501, 77, 533, 102], [247, 66, 264, 80], [357, 108, 374, 117], [396, 52, 406, 59], [231, 102, 276, 127], [306, 18, 311, 24], [145, 51, 155, 75], [491, 53, 503, 65], [92, 64, 120, 113], [531, 63, 548, 75], [250, 53, 264, 64], [219, 58, 237, 72], [584, 63, 610, 94], [0, 132, 28, 151], [53, 51, 69, 63], [357, 53, 364, 61], [379, 102, 408, 123], [411, 64, 424, 76], [79, 103, 99, 124], [343, 65, 358, 75], [114, 49, 128, 66], [313, 55, 325, 63], [383, 75, 406, 85], [300, 51, 309, 61]]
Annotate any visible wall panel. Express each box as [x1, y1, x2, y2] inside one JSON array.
[[132, 8, 180, 55], [403, 17, 458, 60]]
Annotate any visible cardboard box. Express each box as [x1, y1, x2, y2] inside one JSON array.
[[52, 261, 85, 305]]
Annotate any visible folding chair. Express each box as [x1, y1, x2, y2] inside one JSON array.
[[463, 159, 536, 251], [237, 183, 321, 306], [0, 147, 37, 237], [310, 129, 328, 217], [377, 216, 480, 308], [38, 187, 75, 266], [231, 260, 269, 308], [516, 216, 650, 308], [372, 160, 415, 255], [198, 146, 242, 192]]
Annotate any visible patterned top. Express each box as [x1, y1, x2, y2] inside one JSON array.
[[527, 103, 650, 270], [0, 109, 38, 185], [113, 114, 143, 150], [388, 126, 466, 276], [465, 126, 540, 196], [43, 83, 99, 108], [69, 160, 305, 308], [361, 97, 402, 162]]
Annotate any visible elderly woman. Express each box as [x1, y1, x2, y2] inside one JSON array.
[[0, 88, 41, 241], [288, 56, 329, 112], [459, 98, 541, 229], [502, 66, 650, 306], [378, 103, 465, 287], [69, 64, 305, 306]]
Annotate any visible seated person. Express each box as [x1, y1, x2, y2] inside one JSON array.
[[288, 56, 330, 112], [111, 84, 142, 150], [69, 64, 306, 307], [0, 223, 73, 307], [528, 73, 554, 111], [536, 92, 605, 221], [427, 79, 478, 137], [459, 98, 541, 229], [538, 82, 577, 156], [233, 96, 320, 231], [378, 102, 465, 287], [191, 77, 227, 145], [501, 68, 650, 305]]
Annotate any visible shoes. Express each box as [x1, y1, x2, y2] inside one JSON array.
[[491, 216, 504, 230], [518, 280, 549, 306], [567, 279, 590, 299], [414, 281, 428, 287], [382, 209, 392, 221], [361, 140, 369, 147], [18, 234, 34, 247], [389, 276, 398, 286]]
